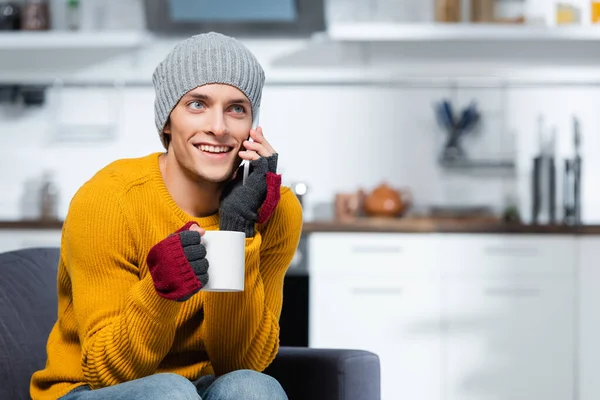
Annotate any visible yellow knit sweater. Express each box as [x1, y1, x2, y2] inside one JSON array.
[[30, 152, 303, 400]]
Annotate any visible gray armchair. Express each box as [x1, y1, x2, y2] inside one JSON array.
[[0, 247, 380, 400]]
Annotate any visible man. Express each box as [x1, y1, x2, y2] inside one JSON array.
[[30, 32, 303, 400]]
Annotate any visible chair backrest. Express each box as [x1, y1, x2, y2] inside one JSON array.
[[0, 247, 60, 400]]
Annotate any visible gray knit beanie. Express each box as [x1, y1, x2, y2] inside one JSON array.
[[152, 32, 265, 149]]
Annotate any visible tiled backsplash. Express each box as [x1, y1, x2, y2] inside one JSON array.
[[1, 80, 598, 223]]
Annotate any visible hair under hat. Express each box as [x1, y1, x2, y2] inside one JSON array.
[[152, 32, 265, 149]]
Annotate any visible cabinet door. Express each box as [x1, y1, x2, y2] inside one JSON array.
[[439, 234, 576, 279], [578, 237, 600, 400], [444, 280, 574, 400], [308, 232, 438, 278], [310, 272, 442, 400]]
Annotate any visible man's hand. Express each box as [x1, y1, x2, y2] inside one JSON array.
[[147, 221, 209, 301], [219, 127, 282, 237], [239, 127, 277, 160]]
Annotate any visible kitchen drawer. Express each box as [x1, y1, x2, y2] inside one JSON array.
[[444, 279, 574, 400], [310, 273, 442, 400], [308, 232, 437, 277], [438, 234, 576, 278]]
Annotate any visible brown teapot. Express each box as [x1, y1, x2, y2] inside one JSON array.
[[362, 183, 412, 218]]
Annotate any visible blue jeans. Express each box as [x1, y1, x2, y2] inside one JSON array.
[[59, 370, 288, 400]]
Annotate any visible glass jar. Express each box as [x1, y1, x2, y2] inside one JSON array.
[[435, 0, 461, 22], [21, 0, 50, 30], [0, 1, 21, 30]]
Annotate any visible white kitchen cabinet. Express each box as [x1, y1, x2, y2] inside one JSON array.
[[443, 279, 574, 400], [309, 232, 441, 400], [439, 234, 577, 400], [308, 232, 439, 278], [438, 234, 577, 279], [440, 234, 576, 400], [578, 237, 600, 400], [311, 274, 442, 400], [0, 230, 62, 254], [308, 232, 578, 400]]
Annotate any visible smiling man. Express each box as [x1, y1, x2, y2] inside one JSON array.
[[30, 32, 303, 400]]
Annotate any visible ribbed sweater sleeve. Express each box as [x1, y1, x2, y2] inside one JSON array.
[[200, 188, 303, 375], [64, 176, 183, 389]]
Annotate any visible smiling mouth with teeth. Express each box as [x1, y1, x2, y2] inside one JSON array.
[[196, 144, 233, 154]]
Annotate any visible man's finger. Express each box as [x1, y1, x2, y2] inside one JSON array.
[[243, 140, 273, 158], [249, 128, 276, 155], [238, 150, 261, 161], [188, 224, 205, 236]]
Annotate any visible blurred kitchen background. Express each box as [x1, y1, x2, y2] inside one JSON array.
[[2, 0, 600, 399]]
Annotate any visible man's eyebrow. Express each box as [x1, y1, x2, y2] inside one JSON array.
[[182, 93, 249, 105], [184, 93, 211, 101], [228, 97, 251, 105]]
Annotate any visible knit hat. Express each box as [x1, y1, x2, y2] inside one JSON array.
[[152, 32, 265, 149]]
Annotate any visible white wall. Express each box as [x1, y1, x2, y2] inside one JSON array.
[[1, 12, 600, 224], [1, 79, 598, 223]]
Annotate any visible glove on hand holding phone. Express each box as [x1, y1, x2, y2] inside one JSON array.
[[219, 153, 281, 237]]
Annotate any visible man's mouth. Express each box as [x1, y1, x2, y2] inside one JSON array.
[[193, 143, 235, 159], [196, 144, 233, 154]]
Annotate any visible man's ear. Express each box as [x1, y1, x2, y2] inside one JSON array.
[[163, 119, 171, 135]]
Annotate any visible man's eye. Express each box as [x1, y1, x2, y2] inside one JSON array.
[[231, 105, 245, 113], [189, 102, 204, 110]]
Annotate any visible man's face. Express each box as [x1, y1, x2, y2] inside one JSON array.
[[164, 84, 252, 184]]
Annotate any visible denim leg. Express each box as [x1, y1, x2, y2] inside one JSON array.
[[59, 373, 200, 400], [197, 370, 288, 400]]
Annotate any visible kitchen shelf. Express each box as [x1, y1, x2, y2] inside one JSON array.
[[439, 158, 516, 172], [11, 68, 600, 87], [327, 22, 600, 42], [0, 30, 151, 81], [4, 27, 600, 86], [0, 30, 149, 49]]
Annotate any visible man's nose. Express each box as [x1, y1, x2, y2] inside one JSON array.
[[207, 110, 227, 136]]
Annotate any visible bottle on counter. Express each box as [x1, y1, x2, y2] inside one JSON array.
[[531, 115, 557, 225], [66, 0, 80, 30], [39, 171, 59, 221], [563, 116, 582, 225], [20, 178, 41, 221]]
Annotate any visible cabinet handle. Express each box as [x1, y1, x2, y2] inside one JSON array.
[[483, 246, 539, 257], [352, 287, 403, 295], [484, 287, 541, 297], [351, 246, 402, 254]]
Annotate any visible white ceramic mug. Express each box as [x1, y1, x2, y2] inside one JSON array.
[[201, 230, 246, 292]]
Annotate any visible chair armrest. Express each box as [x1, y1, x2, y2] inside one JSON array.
[[264, 346, 380, 400]]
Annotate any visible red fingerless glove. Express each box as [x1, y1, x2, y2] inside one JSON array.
[[147, 222, 209, 302], [257, 172, 281, 224]]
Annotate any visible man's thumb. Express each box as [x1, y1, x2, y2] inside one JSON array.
[[189, 223, 205, 235]]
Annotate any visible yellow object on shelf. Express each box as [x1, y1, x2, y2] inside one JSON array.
[[592, 1, 600, 23], [556, 2, 580, 25]]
